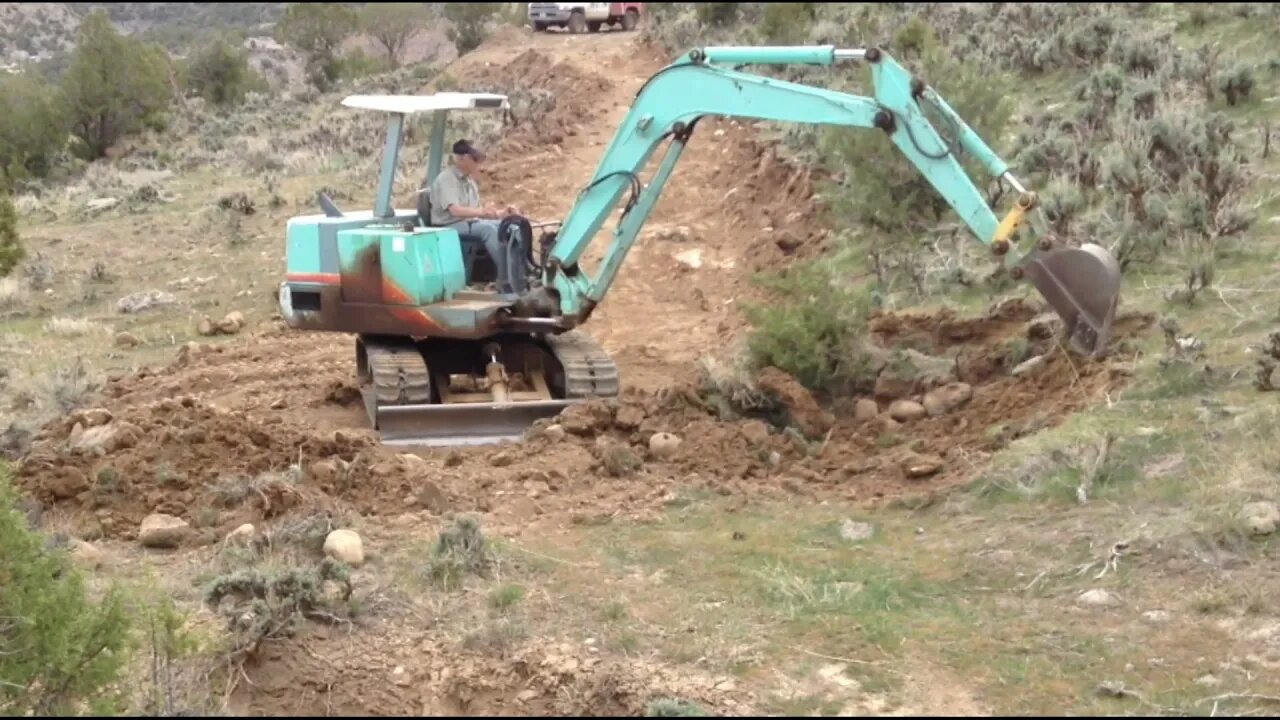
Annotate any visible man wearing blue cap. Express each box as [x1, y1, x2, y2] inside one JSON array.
[[429, 139, 526, 294]]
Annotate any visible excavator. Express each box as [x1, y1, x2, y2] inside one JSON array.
[[277, 45, 1123, 446]]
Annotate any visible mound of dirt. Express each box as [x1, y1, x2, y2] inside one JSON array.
[[234, 626, 753, 716], [454, 48, 616, 155], [14, 299, 1152, 541]]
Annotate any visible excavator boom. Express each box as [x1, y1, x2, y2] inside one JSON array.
[[530, 45, 1121, 356]]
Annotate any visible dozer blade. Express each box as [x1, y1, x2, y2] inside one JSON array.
[[1015, 241, 1122, 357], [363, 388, 577, 447]]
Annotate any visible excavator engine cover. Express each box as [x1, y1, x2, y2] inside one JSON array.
[[1014, 240, 1122, 357]]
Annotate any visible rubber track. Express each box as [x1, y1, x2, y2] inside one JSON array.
[[363, 339, 432, 406], [545, 330, 620, 399]]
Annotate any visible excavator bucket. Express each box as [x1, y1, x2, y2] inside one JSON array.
[[1014, 241, 1123, 357]]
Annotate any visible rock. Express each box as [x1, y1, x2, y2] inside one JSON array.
[[398, 453, 428, 468], [225, 523, 255, 546], [196, 317, 216, 336], [324, 529, 364, 566], [1142, 610, 1170, 625], [44, 468, 89, 499], [490, 451, 515, 468], [1076, 589, 1118, 608], [774, 231, 803, 252], [1241, 501, 1280, 536], [875, 415, 902, 434], [415, 480, 449, 514], [114, 332, 141, 349], [543, 424, 566, 441], [559, 401, 613, 436], [71, 540, 104, 569], [1012, 355, 1046, 377], [614, 405, 645, 431], [923, 382, 973, 417], [86, 197, 119, 212], [1027, 313, 1064, 340], [70, 422, 142, 455], [740, 420, 771, 444], [874, 349, 957, 400], [900, 453, 944, 479], [308, 459, 339, 485], [888, 400, 927, 422], [854, 399, 879, 422], [320, 579, 348, 605], [839, 519, 874, 542], [115, 290, 176, 315], [673, 248, 703, 269], [73, 408, 113, 427], [139, 513, 191, 549], [649, 432, 682, 459], [755, 366, 834, 439]]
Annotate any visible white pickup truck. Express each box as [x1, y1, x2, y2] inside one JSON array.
[[527, 2, 644, 33]]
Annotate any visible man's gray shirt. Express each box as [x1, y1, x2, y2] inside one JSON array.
[[429, 165, 480, 226]]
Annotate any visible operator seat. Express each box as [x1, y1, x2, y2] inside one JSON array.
[[416, 189, 497, 286]]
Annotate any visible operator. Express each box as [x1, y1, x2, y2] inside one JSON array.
[[429, 139, 526, 294]]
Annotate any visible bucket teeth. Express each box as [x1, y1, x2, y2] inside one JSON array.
[[1015, 241, 1122, 357]]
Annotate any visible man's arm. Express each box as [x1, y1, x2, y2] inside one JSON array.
[[446, 203, 496, 220]]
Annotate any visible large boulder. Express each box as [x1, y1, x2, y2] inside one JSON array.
[[139, 513, 191, 549]]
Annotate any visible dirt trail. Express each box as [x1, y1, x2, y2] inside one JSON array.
[[12, 27, 1154, 717]]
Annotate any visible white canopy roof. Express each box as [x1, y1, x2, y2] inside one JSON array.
[[340, 92, 510, 114]]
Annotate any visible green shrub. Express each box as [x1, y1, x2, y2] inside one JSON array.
[[760, 3, 818, 44], [444, 3, 504, 55], [339, 48, 394, 81], [0, 467, 133, 715], [744, 258, 879, 394], [0, 72, 67, 188], [359, 3, 431, 68], [0, 195, 23, 278], [275, 3, 356, 90], [426, 515, 495, 590], [695, 3, 739, 27], [184, 36, 266, 107], [61, 11, 172, 159], [1216, 63, 1256, 106]]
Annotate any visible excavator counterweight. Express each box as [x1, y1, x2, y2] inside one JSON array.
[[278, 45, 1123, 447]]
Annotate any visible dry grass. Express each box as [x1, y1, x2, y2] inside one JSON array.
[[0, 276, 27, 310], [42, 316, 110, 338]]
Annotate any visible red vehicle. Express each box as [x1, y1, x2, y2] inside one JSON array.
[[527, 3, 644, 33]]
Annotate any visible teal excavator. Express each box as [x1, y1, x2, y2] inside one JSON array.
[[277, 45, 1122, 446]]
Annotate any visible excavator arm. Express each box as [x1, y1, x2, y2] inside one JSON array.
[[532, 45, 1121, 356]]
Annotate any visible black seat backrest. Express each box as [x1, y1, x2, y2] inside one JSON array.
[[417, 186, 434, 228]]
